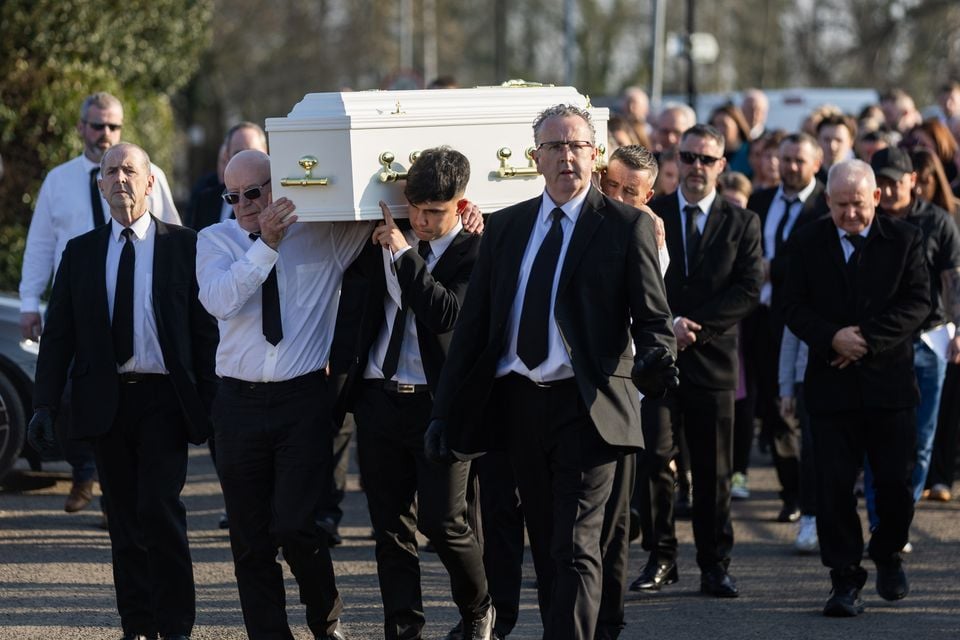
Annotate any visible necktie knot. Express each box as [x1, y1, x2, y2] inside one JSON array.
[[551, 207, 565, 225], [781, 196, 798, 208], [249, 232, 261, 241], [121, 227, 134, 241], [418, 240, 432, 259], [845, 233, 865, 251]]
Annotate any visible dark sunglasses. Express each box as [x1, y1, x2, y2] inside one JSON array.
[[84, 121, 123, 132], [222, 180, 271, 204], [678, 151, 722, 166]]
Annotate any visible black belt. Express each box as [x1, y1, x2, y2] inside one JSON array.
[[118, 372, 168, 384], [503, 372, 577, 390], [222, 370, 326, 393], [368, 379, 431, 394]]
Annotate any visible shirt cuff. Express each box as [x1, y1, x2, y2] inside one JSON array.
[[20, 297, 41, 313], [393, 246, 412, 261]]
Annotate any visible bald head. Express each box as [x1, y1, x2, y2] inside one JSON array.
[[224, 150, 273, 233]]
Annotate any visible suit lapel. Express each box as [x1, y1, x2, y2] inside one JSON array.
[[494, 199, 541, 319], [662, 197, 684, 278], [151, 216, 171, 344], [92, 224, 112, 328], [430, 229, 471, 283], [557, 188, 604, 295]]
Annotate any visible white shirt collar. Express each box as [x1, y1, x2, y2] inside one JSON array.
[[111, 212, 153, 242], [542, 186, 591, 223], [836, 222, 871, 241], [677, 187, 717, 215], [420, 218, 463, 259], [779, 178, 818, 203]]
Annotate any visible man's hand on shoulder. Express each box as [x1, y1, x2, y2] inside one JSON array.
[[27, 407, 57, 452], [631, 346, 680, 398], [460, 200, 484, 235]]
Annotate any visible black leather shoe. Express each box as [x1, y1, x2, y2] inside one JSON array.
[[629, 559, 678, 591], [875, 556, 909, 601], [453, 606, 495, 640], [777, 503, 801, 523], [700, 568, 739, 597], [823, 584, 864, 617]]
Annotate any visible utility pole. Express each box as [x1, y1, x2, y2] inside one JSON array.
[[686, 0, 697, 113]]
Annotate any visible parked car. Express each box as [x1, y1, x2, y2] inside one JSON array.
[[0, 293, 41, 480]]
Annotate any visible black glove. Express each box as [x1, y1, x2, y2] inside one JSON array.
[[424, 418, 453, 464], [27, 407, 57, 452], [631, 347, 680, 398]]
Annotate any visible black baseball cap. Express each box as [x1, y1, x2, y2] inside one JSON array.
[[870, 147, 914, 181]]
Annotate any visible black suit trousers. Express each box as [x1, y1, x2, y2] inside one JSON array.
[[353, 383, 489, 639], [635, 398, 679, 562], [645, 384, 735, 572], [214, 372, 342, 640], [94, 376, 194, 638], [497, 374, 619, 640], [810, 408, 915, 570]]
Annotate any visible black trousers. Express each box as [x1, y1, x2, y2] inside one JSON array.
[[475, 450, 524, 637], [795, 385, 817, 516], [929, 362, 960, 488], [497, 374, 618, 640], [595, 450, 635, 640], [94, 375, 194, 638], [214, 372, 342, 640], [353, 382, 489, 640], [810, 407, 915, 571], [644, 384, 735, 572], [635, 396, 679, 562]]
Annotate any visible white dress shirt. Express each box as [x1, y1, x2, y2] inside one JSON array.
[[364, 220, 463, 384], [105, 214, 167, 374], [496, 187, 592, 383], [197, 219, 373, 382], [760, 179, 818, 305], [676, 189, 717, 275], [19, 154, 181, 313]]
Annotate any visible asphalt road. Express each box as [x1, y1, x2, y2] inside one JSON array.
[[1, 445, 959, 639]]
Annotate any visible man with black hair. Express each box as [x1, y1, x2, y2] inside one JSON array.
[[340, 146, 493, 640]]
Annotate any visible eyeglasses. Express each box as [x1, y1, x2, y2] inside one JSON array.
[[84, 121, 123, 132], [536, 140, 595, 154], [678, 151, 722, 166], [222, 180, 271, 204]]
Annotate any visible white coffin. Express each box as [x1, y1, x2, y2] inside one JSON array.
[[265, 86, 609, 221]]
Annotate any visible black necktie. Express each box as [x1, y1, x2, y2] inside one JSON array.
[[517, 208, 565, 370], [845, 233, 865, 263], [113, 228, 135, 365], [684, 205, 702, 272], [250, 233, 283, 346], [90, 167, 105, 228], [381, 240, 432, 381], [775, 197, 798, 256]]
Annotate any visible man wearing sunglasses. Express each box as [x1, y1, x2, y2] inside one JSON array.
[[642, 124, 763, 598], [18, 91, 181, 517]]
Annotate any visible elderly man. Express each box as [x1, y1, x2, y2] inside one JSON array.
[[19, 92, 180, 514], [783, 159, 930, 616], [428, 104, 677, 640], [652, 102, 697, 153], [741, 89, 770, 141], [29, 142, 218, 640]]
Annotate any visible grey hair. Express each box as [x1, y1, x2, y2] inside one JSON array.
[[533, 104, 596, 144], [80, 92, 122, 121], [658, 102, 697, 128], [100, 142, 151, 174], [827, 158, 877, 194]]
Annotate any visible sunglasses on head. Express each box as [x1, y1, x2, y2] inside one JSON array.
[[222, 180, 271, 205], [84, 121, 122, 132], [678, 151, 722, 166]]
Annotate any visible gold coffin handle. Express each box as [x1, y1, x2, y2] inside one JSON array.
[[594, 143, 608, 172], [496, 147, 539, 178], [280, 155, 330, 187], [378, 150, 420, 183]]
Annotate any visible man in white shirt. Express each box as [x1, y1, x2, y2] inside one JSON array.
[[196, 149, 371, 640], [18, 92, 180, 514]]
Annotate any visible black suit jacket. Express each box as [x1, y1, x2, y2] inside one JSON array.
[[748, 182, 829, 310], [186, 181, 226, 232], [340, 228, 481, 411], [783, 215, 930, 414], [33, 217, 220, 444], [432, 187, 676, 452], [650, 192, 764, 390]]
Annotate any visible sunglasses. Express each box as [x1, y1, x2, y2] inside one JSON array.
[[84, 121, 123, 132], [222, 180, 271, 204], [678, 151, 722, 166]]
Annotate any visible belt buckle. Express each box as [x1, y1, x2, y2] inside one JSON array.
[[395, 382, 416, 394]]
